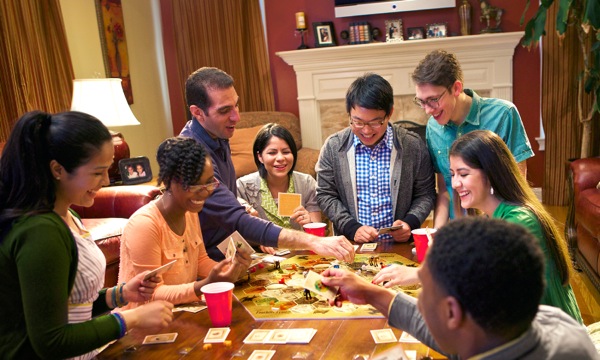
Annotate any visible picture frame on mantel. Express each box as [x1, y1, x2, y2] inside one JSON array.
[[313, 22, 336, 47], [426, 23, 448, 39], [407, 27, 425, 40], [95, 0, 134, 104], [385, 19, 403, 42]]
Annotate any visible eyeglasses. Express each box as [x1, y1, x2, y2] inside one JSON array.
[[186, 179, 220, 194], [349, 117, 386, 129], [413, 89, 448, 109]]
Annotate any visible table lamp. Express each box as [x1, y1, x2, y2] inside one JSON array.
[[71, 78, 140, 184]]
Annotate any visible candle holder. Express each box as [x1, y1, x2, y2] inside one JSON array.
[[296, 29, 308, 49]]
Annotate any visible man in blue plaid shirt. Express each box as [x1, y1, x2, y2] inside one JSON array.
[[316, 74, 436, 243]]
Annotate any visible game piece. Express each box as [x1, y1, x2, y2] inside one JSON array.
[[304, 289, 312, 300], [224, 340, 232, 347], [278, 278, 286, 284], [274, 260, 280, 269], [203, 344, 212, 350]]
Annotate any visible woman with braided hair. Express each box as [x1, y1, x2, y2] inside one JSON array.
[[118, 137, 251, 308]]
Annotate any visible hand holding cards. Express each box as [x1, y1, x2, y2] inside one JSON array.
[[303, 270, 338, 301], [378, 224, 403, 235], [217, 231, 255, 258], [143, 259, 178, 281]]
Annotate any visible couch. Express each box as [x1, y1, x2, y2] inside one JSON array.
[[71, 185, 162, 287], [230, 111, 320, 179], [566, 157, 600, 294]]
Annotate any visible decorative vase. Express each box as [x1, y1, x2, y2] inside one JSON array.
[[458, 0, 472, 36]]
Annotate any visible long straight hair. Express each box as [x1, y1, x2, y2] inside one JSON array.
[[450, 130, 571, 285], [0, 111, 112, 235]]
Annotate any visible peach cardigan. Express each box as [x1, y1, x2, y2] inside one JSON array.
[[118, 200, 217, 308]]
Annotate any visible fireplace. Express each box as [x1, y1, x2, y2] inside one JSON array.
[[277, 32, 523, 149]]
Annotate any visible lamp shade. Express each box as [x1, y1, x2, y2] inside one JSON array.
[[71, 78, 140, 127]]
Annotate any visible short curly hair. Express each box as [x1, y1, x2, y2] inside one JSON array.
[[411, 50, 463, 90], [156, 137, 208, 190], [427, 217, 545, 338]]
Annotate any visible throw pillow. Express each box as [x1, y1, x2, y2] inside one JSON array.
[[230, 125, 263, 178]]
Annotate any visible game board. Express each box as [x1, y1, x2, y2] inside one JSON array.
[[233, 253, 420, 321]]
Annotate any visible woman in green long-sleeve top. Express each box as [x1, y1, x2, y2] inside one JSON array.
[[448, 130, 582, 323]]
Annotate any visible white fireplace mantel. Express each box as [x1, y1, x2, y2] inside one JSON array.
[[277, 32, 524, 149]]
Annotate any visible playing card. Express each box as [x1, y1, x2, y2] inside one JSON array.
[[378, 224, 403, 235], [371, 344, 411, 360], [143, 259, 178, 281], [264, 329, 290, 344], [248, 350, 276, 360], [274, 249, 291, 256], [303, 270, 338, 301], [243, 329, 272, 344], [399, 331, 420, 343], [142, 332, 178, 345], [287, 328, 317, 344], [203, 327, 231, 343], [277, 193, 301, 216], [370, 328, 397, 344], [217, 231, 255, 256], [226, 236, 236, 259], [172, 304, 207, 313], [360, 243, 378, 252]]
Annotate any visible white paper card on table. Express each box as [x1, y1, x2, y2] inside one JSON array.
[[264, 329, 290, 344], [203, 327, 230, 343], [248, 350, 276, 360], [370, 328, 397, 344], [360, 243, 378, 252], [287, 328, 317, 344], [399, 331, 420, 343], [303, 270, 338, 301], [243, 329, 273, 344], [371, 344, 411, 360], [142, 332, 178, 345], [277, 193, 302, 216]]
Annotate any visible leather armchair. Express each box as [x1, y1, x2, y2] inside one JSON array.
[[71, 185, 162, 287], [566, 158, 600, 294]]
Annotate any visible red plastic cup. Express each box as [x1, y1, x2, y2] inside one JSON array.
[[200, 282, 234, 327], [303, 222, 327, 237], [411, 228, 437, 263]]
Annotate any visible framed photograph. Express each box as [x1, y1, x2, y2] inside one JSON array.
[[385, 19, 403, 42], [94, 0, 134, 104], [426, 23, 448, 39], [407, 27, 425, 40], [119, 156, 152, 185], [313, 22, 336, 47]]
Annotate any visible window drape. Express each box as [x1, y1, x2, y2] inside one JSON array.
[[541, 2, 597, 205], [0, 0, 73, 142], [161, 0, 275, 133]]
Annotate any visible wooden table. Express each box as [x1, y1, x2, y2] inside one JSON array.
[[98, 241, 445, 359]]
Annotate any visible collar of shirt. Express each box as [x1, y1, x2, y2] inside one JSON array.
[[352, 124, 393, 152], [190, 119, 229, 154], [445, 89, 481, 129]]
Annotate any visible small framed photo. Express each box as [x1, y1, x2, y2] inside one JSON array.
[[385, 19, 403, 42], [426, 23, 448, 38], [313, 22, 336, 47], [407, 27, 425, 40], [119, 156, 152, 185]]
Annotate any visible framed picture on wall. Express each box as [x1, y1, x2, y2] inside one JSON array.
[[426, 23, 448, 38], [407, 27, 425, 40], [119, 156, 152, 185], [385, 19, 403, 42], [313, 22, 336, 47]]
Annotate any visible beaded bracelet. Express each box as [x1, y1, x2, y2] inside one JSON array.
[[113, 312, 127, 338], [111, 285, 119, 308]]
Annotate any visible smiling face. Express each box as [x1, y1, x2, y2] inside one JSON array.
[[192, 86, 240, 139], [414, 82, 459, 126], [170, 158, 216, 213], [349, 106, 389, 148], [257, 136, 294, 181], [55, 140, 113, 208], [450, 155, 493, 211]]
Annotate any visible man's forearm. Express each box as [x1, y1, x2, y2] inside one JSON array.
[[277, 228, 316, 250]]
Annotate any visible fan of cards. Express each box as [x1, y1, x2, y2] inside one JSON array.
[[216, 231, 255, 259], [243, 328, 317, 344]]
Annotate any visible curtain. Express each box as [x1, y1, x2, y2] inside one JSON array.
[[541, 2, 596, 205], [0, 0, 73, 142], [161, 0, 275, 133]]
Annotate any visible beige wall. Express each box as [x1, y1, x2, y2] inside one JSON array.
[[60, 0, 172, 177]]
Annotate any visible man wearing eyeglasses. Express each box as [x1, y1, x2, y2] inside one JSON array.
[[179, 67, 355, 263], [316, 73, 436, 243], [412, 50, 534, 228]]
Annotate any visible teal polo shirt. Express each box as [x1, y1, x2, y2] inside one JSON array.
[[426, 89, 534, 218]]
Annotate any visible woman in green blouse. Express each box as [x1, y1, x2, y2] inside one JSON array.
[[449, 130, 582, 323]]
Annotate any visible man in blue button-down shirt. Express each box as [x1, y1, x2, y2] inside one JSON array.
[[412, 50, 534, 228]]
